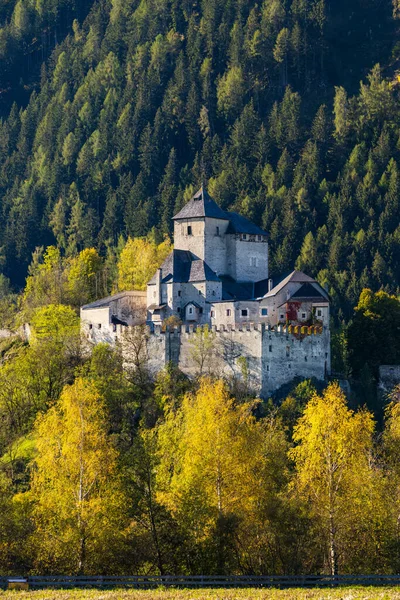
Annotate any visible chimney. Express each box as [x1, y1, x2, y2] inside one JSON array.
[[155, 268, 162, 306], [268, 278, 273, 292]]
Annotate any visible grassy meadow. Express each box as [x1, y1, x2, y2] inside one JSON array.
[[1, 589, 400, 600]]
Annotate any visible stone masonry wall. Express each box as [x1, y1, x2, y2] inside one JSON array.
[[146, 323, 330, 397], [82, 320, 330, 397]]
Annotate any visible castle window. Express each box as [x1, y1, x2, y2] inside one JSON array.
[[177, 307, 181, 313], [241, 309, 248, 317], [261, 308, 268, 316], [178, 291, 181, 297], [212, 290, 215, 296], [269, 345, 272, 352], [89, 324, 93, 330], [198, 289, 202, 295], [302, 313, 306, 319], [267, 364, 270, 371], [187, 225, 192, 236], [250, 257, 258, 267], [305, 356, 308, 362], [98, 324, 102, 329], [258, 235, 262, 241], [216, 226, 220, 236], [188, 307, 193, 315], [226, 309, 231, 316], [113, 324, 117, 332], [317, 309, 322, 317], [242, 234, 247, 240], [286, 346, 290, 357], [211, 311, 215, 318], [199, 307, 203, 314], [280, 314, 285, 321]]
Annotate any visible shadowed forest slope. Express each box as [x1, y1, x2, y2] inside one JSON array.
[[0, 0, 399, 319]]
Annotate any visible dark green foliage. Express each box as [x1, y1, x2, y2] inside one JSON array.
[[0, 0, 397, 313], [347, 289, 400, 378]]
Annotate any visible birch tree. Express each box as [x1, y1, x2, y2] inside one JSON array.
[[30, 378, 127, 574], [289, 382, 375, 575]]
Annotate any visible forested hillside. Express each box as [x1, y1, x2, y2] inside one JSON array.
[[0, 0, 398, 319]]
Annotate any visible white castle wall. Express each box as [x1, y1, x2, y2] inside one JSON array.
[[83, 320, 331, 397]]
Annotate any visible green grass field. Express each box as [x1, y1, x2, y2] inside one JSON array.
[[1, 589, 400, 600]]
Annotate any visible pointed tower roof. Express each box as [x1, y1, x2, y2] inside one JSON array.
[[173, 185, 229, 221]]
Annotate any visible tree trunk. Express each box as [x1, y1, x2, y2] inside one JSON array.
[[329, 512, 337, 576]]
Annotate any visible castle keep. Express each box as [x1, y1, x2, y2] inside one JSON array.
[[81, 186, 331, 396]]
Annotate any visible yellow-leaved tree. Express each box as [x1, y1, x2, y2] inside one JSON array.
[[117, 235, 171, 291], [157, 378, 288, 573], [289, 382, 380, 575], [29, 378, 128, 574], [382, 392, 400, 572], [66, 247, 104, 308]]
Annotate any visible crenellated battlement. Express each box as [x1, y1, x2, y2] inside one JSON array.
[[147, 322, 326, 337]]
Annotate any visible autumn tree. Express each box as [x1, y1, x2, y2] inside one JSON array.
[[29, 378, 128, 574], [117, 236, 171, 291], [290, 382, 377, 575], [157, 378, 288, 573]]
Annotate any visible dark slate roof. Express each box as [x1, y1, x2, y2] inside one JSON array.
[[148, 250, 220, 284], [189, 260, 220, 282], [254, 278, 270, 298], [291, 283, 329, 302], [173, 185, 268, 236], [173, 186, 228, 221], [226, 212, 268, 236], [220, 276, 254, 301]]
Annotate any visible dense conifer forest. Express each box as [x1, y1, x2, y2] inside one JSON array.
[[0, 0, 398, 315], [0, 0, 399, 580]]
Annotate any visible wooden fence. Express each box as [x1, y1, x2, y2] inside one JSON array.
[[2, 574, 400, 589]]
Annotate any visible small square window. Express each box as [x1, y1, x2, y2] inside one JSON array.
[[261, 308, 268, 316], [280, 314, 285, 320], [187, 225, 192, 235], [241, 309, 248, 317], [302, 313, 306, 319], [226, 309, 231, 316]]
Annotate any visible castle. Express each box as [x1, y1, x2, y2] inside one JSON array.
[[81, 186, 331, 397]]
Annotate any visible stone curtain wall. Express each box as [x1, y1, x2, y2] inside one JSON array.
[[146, 323, 330, 397], [81, 319, 330, 397]]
